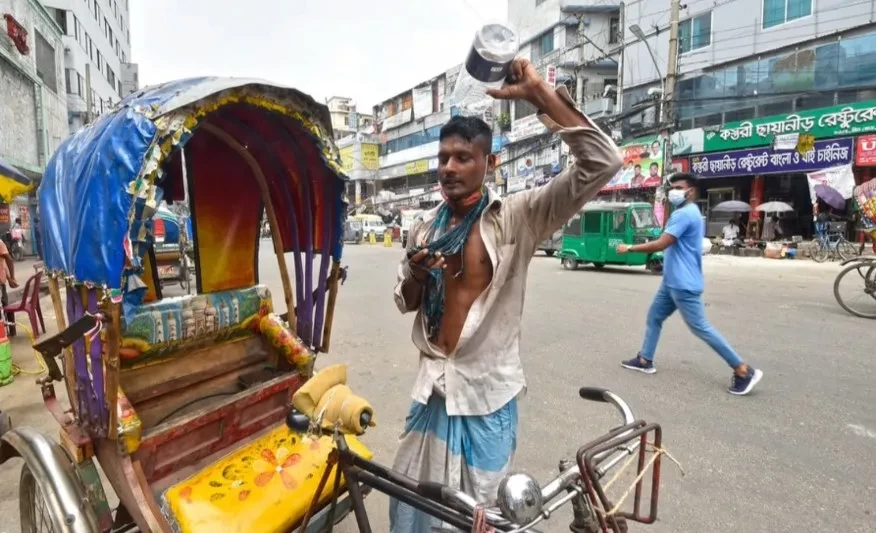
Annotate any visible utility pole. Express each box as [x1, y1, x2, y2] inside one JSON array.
[[616, 2, 625, 113], [660, 0, 681, 226], [576, 16, 586, 107]]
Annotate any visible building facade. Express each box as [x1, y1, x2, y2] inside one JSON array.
[[616, 0, 876, 237], [370, 66, 460, 209], [41, 0, 136, 131], [0, 0, 69, 250], [500, 0, 621, 194], [326, 96, 374, 140]]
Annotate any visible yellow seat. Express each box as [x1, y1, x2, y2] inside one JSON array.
[[161, 426, 372, 533]]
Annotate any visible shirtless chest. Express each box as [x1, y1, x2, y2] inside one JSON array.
[[433, 222, 493, 354]]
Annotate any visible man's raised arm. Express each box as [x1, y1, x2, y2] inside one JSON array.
[[488, 59, 622, 241]]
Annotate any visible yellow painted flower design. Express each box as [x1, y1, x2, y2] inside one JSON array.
[[252, 447, 301, 489]]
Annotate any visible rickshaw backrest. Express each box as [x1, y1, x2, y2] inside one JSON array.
[[119, 285, 273, 369]]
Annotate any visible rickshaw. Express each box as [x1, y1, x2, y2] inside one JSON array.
[[0, 78, 370, 533], [153, 205, 194, 294], [559, 202, 664, 274], [1, 78, 667, 533]]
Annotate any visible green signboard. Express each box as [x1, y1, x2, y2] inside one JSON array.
[[702, 100, 876, 152]]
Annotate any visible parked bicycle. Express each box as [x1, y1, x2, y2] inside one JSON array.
[[812, 222, 859, 263], [833, 257, 876, 319]]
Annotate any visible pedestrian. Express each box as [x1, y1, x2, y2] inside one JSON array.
[[0, 238, 18, 337], [391, 58, 621, 532], [616, 173, 763, 396], [33, 215, 42, 260]]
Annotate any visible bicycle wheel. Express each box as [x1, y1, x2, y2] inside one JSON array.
[[837, 238, 860, 262], [811, 241, 829, 263], [833, 261, 876, 319], [19, 463, 61, 533]]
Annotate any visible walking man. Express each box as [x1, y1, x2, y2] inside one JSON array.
[[616, 173, 763, 395], [390, 58, 621, 532]]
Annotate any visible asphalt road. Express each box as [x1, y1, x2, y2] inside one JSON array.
[[1, 242, 874, 532]]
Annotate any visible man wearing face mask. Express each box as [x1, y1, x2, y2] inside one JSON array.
[[616, 173, 763, 396], [390, 58, 622, 532]]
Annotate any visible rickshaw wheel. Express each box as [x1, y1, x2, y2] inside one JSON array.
[[562, 257, 579, 270], [19, 463, 62, 533]]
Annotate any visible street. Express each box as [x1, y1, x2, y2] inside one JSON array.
[[1, 242, 874, 532]]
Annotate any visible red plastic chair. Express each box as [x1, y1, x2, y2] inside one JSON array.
[[4, 270, 45, 337]]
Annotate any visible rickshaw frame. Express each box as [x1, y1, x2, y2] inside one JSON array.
[[1, 78, 357, 533]]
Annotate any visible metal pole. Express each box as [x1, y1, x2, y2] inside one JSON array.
[[617, 2, 625, 113], [660, 0, 681, 227], [85, 64, 93, 125], [577, 16, 586, 107]]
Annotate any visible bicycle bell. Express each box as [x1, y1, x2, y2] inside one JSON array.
[[497, 472, 543, 525]]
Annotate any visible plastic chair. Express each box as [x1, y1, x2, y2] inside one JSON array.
[[4, 270, 45, 337]]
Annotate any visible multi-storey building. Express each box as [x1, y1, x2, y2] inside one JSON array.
[[1, 0, 69, 249], [618, 0, 876, 236], [326, 96, 374, 140], [370, 66, 461, 208], [500, 0, 621, 193], [41, 0, 137, 130]]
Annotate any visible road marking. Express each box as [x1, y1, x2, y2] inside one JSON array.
[[847, 424, 876, 440]]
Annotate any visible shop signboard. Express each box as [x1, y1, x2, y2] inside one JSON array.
[[361, 144, 379, 170], [404, 159, 429, 176], [856, 135, 876, 166], [507, 114, 547, 143], [690, 138, 854, 179], [507, 175, 526, 193], [703, 101, 876, 152], [602, 136, 664, 191], [806, 164, 856, 204]]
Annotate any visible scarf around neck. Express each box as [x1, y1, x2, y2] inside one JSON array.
[[410, 188, 489, 339]]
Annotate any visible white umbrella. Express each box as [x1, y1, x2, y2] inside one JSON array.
[[712, 200, 752, 212], [756, 201, 794, 212]]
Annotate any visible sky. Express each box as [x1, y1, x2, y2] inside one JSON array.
[[130, 0, 507, 111]]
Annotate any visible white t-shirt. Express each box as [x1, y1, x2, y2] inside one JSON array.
[[722, 224, 740, 240]]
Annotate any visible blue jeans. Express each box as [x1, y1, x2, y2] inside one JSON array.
[[640, 284, 743, 368]]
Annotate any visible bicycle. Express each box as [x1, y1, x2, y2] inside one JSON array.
[[833, 257, 876, 319], [811, 222, 859, 263], [292, 387, 666, 533]]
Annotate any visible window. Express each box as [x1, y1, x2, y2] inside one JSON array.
[[107, 66, 116, 88], [51, 9, 68, 34], [583, 212, 602, 234], [78, 72, 85, 96], [35, 32, 58, 93], [96, 50, 103, 73], [763, 0, 811, 29], [531, 31, 554, 62], [118, 80, 123, 95], [65, 69, 75, 94], [609, 17, 620, 44], [611, 211, 626, 232], [515, 99, 538, 119], [564, 213, 582, 236], [679, 12, 711, 53], [631, 208, 657, 229]]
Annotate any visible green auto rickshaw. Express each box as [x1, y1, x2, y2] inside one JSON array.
[[559, 201, 664, 274]]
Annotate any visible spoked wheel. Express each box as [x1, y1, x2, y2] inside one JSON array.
[[837, 239, 860, 262], [833, 261, 876, 319], [19, 463, 62, 533], [562, 257, 579, 271], [811, 242, 829, 263]]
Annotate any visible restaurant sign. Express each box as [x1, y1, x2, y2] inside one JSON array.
[[703, 101, 876, 152], [691, 138, 854, 178]]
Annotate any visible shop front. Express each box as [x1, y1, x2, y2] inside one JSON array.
[[690, 138, 854, 238], [674, 100, 876, 238]]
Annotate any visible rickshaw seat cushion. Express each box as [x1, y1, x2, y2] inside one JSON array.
[[119, 285, 274, 368], [160, 425, 372, 533], [255, 313, 315, 376], [116, 386, 143, 454]]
